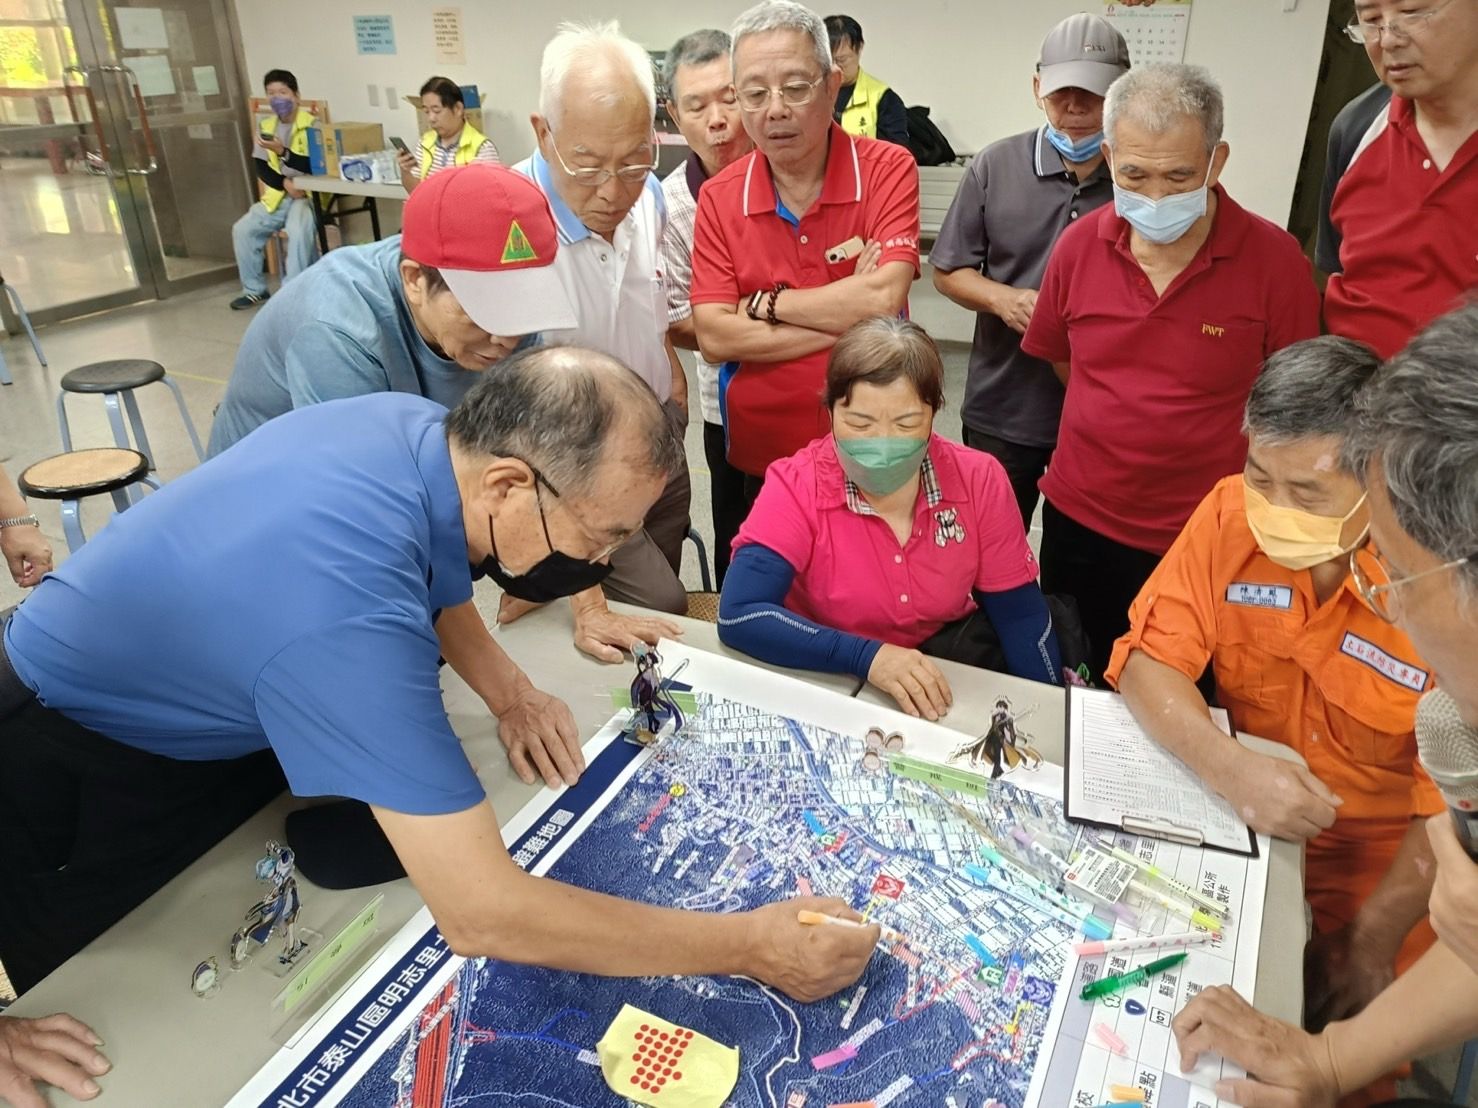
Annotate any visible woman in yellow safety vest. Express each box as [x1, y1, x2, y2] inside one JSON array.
[[397, 76, 499, 192]]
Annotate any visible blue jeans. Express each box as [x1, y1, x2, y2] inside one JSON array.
[[232, 197, 318, 296]]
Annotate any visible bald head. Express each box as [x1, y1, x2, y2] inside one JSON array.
[[445, 345, 682, 497]]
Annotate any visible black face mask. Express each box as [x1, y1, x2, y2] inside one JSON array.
[[480, 469, 613, 603]]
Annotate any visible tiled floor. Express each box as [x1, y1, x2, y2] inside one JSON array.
[[0, 278, 1470, 1102]]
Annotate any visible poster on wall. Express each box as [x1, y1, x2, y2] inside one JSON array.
[[432, 7, 465, 66], [353, 15, 397, 56], [1103, 0, 1193, 65], [115, 7, 167, 50]]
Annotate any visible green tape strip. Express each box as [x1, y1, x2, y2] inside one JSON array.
[[885, 752, 994, 798], [281, 895, 384, 1013], [610, 689, 699, 713]]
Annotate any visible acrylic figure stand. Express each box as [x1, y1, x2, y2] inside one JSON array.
[[230, 841, 306, 970], [948, 696, 1043, 779], [621, 642, 690, 746]]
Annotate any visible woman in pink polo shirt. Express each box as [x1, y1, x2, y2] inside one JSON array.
[[718, 317, 1062, 719]]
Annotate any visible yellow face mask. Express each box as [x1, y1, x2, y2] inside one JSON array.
[[1243, 482, 1368, 571]]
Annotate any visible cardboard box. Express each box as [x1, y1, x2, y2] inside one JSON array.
[[307, 121, 385, 176]]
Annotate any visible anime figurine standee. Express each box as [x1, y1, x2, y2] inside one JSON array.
[[229, 840, 306, 969]]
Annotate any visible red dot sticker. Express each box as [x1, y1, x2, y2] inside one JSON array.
[[673, 1071, 682, 1080], [641, 1082, 650, 1090], [659, 1032, 669, 1040], [630, 1076, 640, 1085]]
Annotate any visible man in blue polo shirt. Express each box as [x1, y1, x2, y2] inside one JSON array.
[[0, 349, 876, 1046]]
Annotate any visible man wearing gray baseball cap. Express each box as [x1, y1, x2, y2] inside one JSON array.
[[931, 14, 1129, 526]]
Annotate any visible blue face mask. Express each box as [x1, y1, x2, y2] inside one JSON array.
[[1044, 123, 1104, 164], [269, 95, 295, 117], [1110, 156, 1215, 245]]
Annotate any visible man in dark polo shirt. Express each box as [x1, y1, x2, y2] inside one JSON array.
[[931, 13, 1128, 526], [1021, 63, 1320, 677], [691, 0, 919, 485], [1317, 0, 1478, 358]]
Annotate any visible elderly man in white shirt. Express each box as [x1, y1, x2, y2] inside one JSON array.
[[515, 20, 692, 620]]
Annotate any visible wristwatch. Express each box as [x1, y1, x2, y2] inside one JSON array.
[[0, 514, 40, 529]]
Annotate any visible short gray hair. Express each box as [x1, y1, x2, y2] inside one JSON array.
[[731, 1, 832, 77], [1242, 336, 1380, 458], [1104, 63, 1225, 155], [1344, 302, 1478, 594], [664, 29, 732, 102], [538, 21, 657, 131], [445, 345, 682, 497]]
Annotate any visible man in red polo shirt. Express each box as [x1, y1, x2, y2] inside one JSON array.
[[689, 0, 919, 484], [1021, 63, 1320, 677], [1317, 0, 1478, 358]]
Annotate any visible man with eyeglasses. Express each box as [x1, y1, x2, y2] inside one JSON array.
[[515, 20, 693, 623], [659, 29, 755, 588], [1317, 0, 1478, 359], [0, 348, 881, 1102], [690, 0, 919, 486], [1106, 336, 1443, 1103], [1168, 304, 1478, 1108]]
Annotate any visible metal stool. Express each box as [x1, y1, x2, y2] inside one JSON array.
[[0, 277, 48, 387], [18, 448, 158, 552], [56, 359, 205, 483]]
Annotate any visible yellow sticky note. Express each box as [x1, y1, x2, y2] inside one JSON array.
[[597, 1003, 739, 1108], [1109, 1085, 1147, 1103]]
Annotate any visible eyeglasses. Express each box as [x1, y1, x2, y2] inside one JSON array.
[[1344, 0, 1456, 43], [528, 464, 628, 561], [546, 132, 659, 187], [1349, 542, 1474, 623], [737, 74, 826, 113]]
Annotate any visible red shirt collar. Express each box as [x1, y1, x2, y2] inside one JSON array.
[[741, 123, 863, 217], [1098, 182, 1249, 260]]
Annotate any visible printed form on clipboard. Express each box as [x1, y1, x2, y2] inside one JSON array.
[[1065, 685, 1258, 856]]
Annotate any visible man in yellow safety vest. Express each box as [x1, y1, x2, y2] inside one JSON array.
[[824, 15, 909, 147]]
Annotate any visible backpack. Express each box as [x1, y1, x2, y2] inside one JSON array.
[[904, 105, 956, 167]]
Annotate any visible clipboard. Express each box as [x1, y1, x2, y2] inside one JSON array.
[[1062, 685, 1258, 858]]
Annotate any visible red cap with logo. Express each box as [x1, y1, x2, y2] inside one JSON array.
[[401, 163, 576, 335]]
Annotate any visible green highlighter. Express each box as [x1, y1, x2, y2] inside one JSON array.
[[1080, 952, 1188, 1001]]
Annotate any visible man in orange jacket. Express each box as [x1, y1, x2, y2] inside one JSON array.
[[1107, 336, 1439, 1105]]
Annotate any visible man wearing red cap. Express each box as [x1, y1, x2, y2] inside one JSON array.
[[208, 164, 676, 788]]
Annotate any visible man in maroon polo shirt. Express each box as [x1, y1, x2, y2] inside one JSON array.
[[1021, 63, 1320, 677], [1318, 0, 1478, 358], [689, 0, 919, 486]]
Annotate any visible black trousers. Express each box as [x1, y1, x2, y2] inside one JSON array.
[[703, 420, 750, 588], [1039, 499, 1163, 682], [962, 425, 1054, 530], [0, 698, 286, 994]]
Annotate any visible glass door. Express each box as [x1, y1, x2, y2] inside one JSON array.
[[0, 0, 143, 321], [0, 0, 254, 326]]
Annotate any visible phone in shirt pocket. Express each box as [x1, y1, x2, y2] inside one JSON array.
[[824, 235, 864, 277]]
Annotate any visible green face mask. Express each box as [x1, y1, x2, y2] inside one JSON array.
[[834, 435, 929, 496]]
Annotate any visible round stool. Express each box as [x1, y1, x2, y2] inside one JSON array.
[[55, 360, 205, 487], [19, 448, 159, 552]]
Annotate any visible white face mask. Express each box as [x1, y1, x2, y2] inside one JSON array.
[[1109, 153, 1214, 245]]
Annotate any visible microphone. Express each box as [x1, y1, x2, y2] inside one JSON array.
[[1416, 687, 1478, 859]]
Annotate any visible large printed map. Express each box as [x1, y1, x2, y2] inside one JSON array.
[[233, 646, 1266, 1108]]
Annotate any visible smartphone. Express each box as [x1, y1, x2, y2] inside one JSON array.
[[389, 136, 411, 155]]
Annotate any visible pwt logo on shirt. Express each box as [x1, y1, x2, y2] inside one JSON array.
[[1340, 632, 1429, 692], [1225, 583, 1293, 610], [1201, 323, 1227, 337]]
